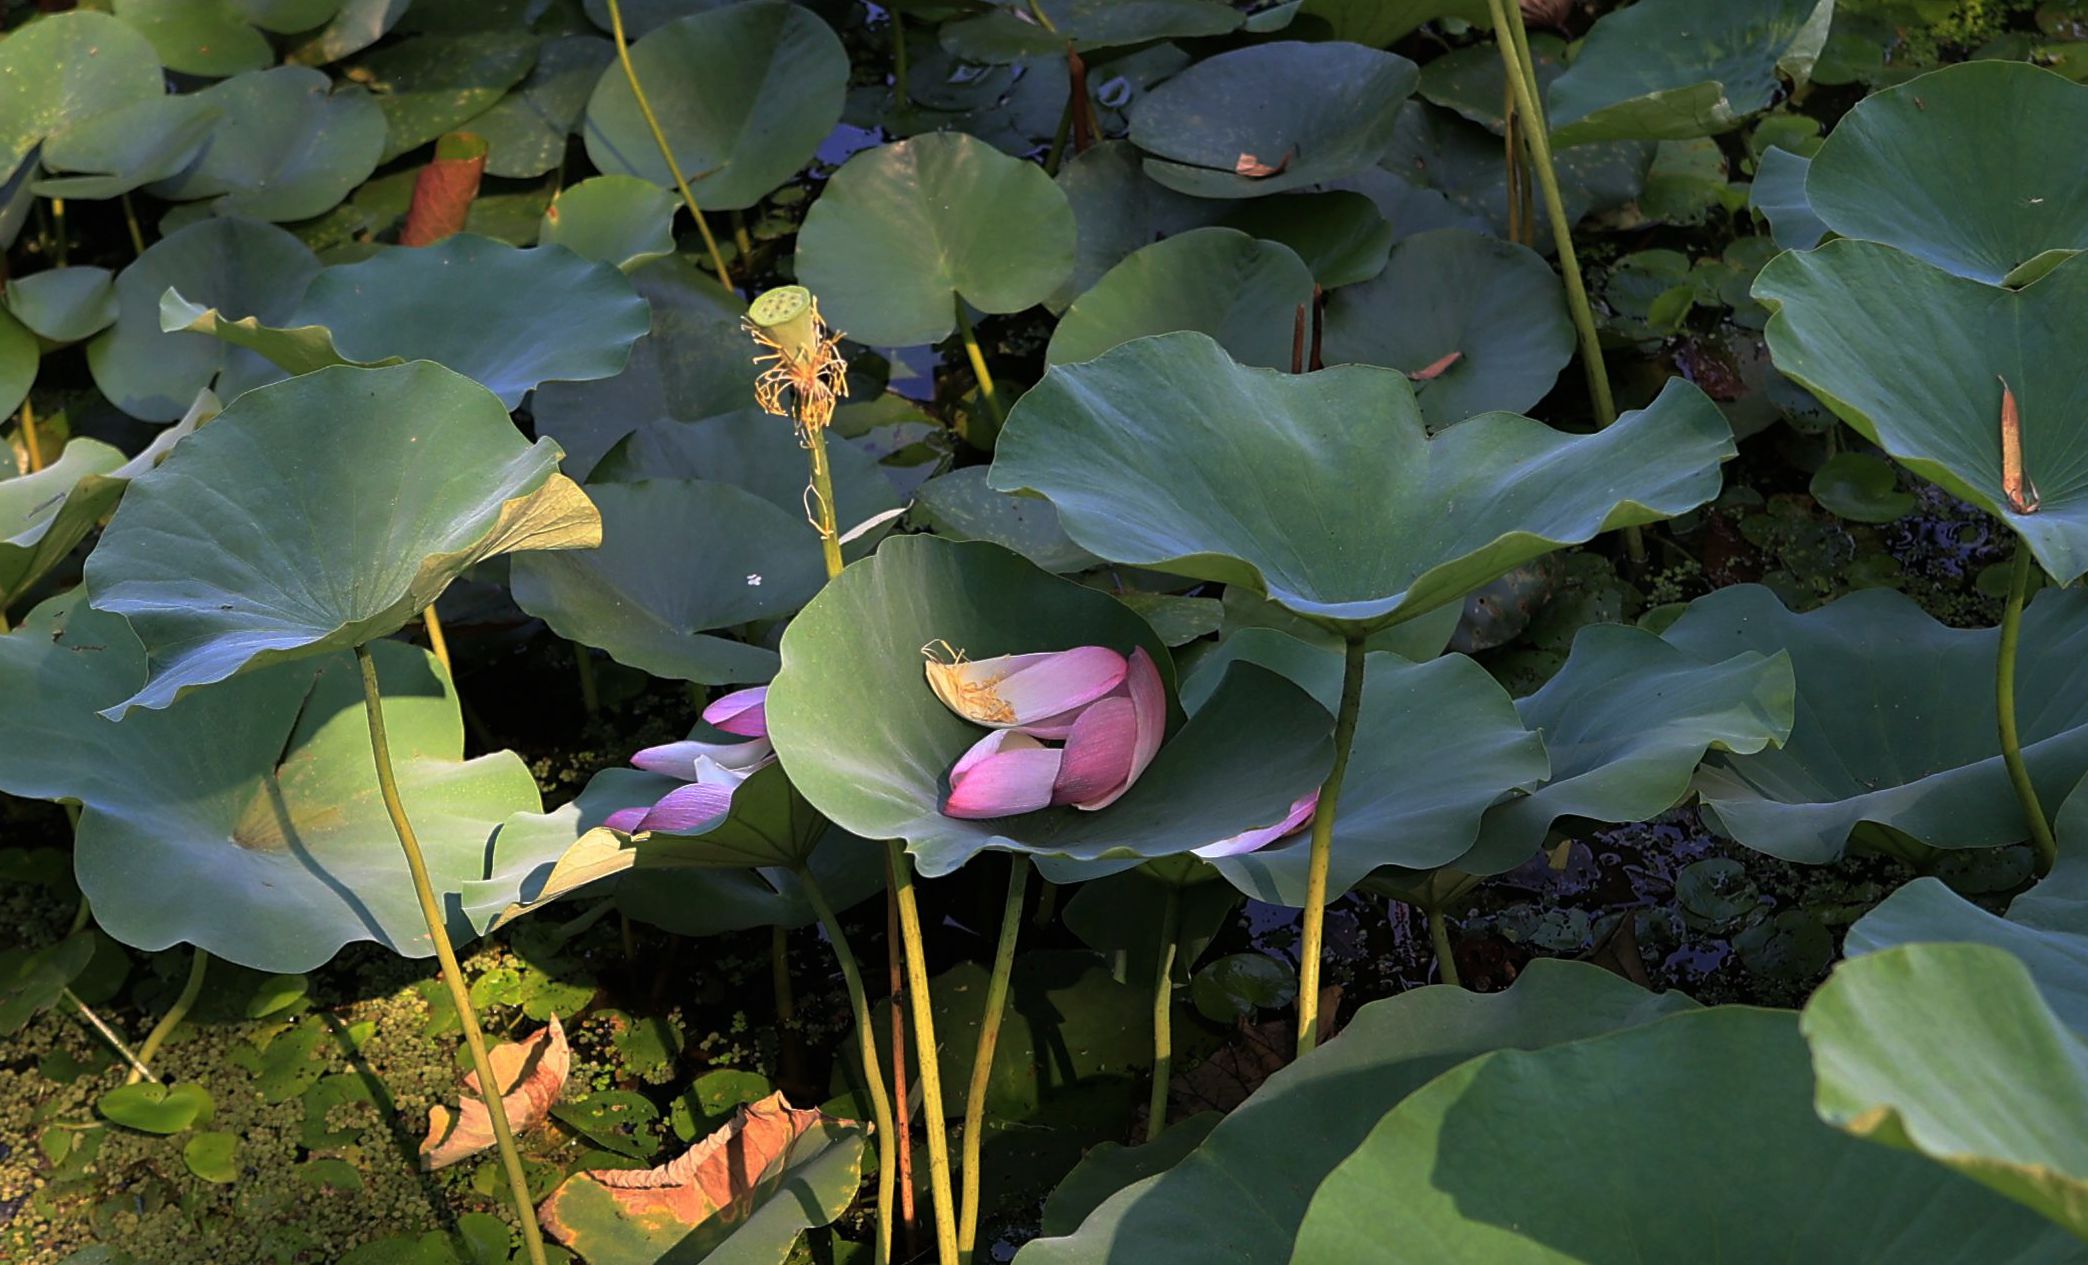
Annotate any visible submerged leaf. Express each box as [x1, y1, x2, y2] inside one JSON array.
[[421, 1014, 571, 1169]]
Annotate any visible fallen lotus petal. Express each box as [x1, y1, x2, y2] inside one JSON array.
[[421, 1014, 570, 1170], [702, 685, 770, 737], [1054, 646, 1167, 811], [1194, 790, 1320, 859], [629, 735, 775, 779], [1408, 350, 1463, 382], [634, 782, 739, 835], [925, 643, 1127, 728], [944, 730, 1064, 819]]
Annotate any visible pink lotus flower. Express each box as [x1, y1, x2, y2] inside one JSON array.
[[1192, 791, 1319, 858], [604, 687, 774, 834], [931, 646, 1166, 820]]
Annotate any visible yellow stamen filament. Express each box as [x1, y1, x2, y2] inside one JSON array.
[[922, 641, 1015, 725]]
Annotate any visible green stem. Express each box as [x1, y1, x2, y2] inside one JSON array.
[[1428, 908, 1461, 988], [128, 947, 207, 1085], [1043, 93, 1075, 178], [1147, 880, 1181, 1143], [120, 193, 147, 257], [952, 300, 1005, 439], [958, 857, 1027, 1261], [1297, 636, 1366, 1057], [604, 0, 734, 291], [805, 424, 846, 580], [801, 867, 896, 1265], [892, 8, 911, 109], [51, 197, 66, 266], [355, 645, 548, 1265], [574, 643, 600, 718], [887, 839, 960, 1265], [2000, 544, 2058, 876], [422, 603, 452, 676], [64, 989, 155, 1083]]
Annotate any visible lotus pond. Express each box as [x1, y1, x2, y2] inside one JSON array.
[[4, 0, 2088, 1261]]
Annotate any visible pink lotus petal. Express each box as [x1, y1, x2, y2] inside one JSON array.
[[926, 646, 1127, 729], [944, 735, 1063, 820], [1193, 790, 1321, 859], [702, 686, 769, 737], [636, 783, 738, 835], [1064, 648, 1167, 811], [603, 807, 649, 834], [951, 728, 1045, 780], [630, 736, 774, 780], [1051, 697, 1139, 807]]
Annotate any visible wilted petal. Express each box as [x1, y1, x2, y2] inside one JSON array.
[[422, 1014, 570, 1169], [636, 783, 738, 835], [630, 736, 774, 780], [602, 806, 649, 834], [1060, 648, 1167, 811], [1193, 790, 1321, 859], [926, 645, 1126, 728], [944, 730, 1063, 819], [702, 685, 769, 738]]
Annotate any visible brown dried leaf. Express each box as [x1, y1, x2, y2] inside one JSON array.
[[539, 1092, 841, 1241], [420, 1013, 570, 1170], [1233, 148, 1295, 178], [400, 132, 489, 248], [1408, 351, 1464, 382], [1169, 987, 1340, 1119], [2000, 374, 2040, 514]]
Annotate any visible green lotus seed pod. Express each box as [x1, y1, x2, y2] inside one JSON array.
[[748, 285, 821, 363]]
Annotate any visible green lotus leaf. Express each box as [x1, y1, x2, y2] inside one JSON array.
[[766, 535, 1336, 878], [1417, 33, 1566, 134], [283, 0, 409, 66], [510, 478, 825, 685], [1218, 191, 1394, 289], [1047, 228, 1314, 370], [533, 256, 754, 476], [1217, 585, 1462, 665], [89, 218, 321, 422], [353, 30, 540, 162], [85, 362, 601, 715], [1321, 227, 1574, 427], [0, 933, 96, 1036], [144, 68, 386, 222], [1804, 941, 2088, 1239], [583, 4, 847, 212], [112, 0, 276, 77], [0, 438, 126, 615], [0, 12, 166, 181], [1447, 623, 1794, 879], [1291, 0, 1492, 47], [1754, 241, 2088, 582], [1381, 100, 1653, 239], [1039, 1114, 1223, 1239], [1016, 960, 1693, 1265], [5, 267, 117, 344], [1662, 583, 2088, 863], [0, 308, 28, 420], [33, 94, 224, 201], [1750, 145, 1828, 251], [537, 174, 677, 272], [1048, 141, 1222, 313], [1128, 41, 1419, 200], [464, 33, 614, 179], [1806, 62, 2088, 285], [912, 466, 1100, 575], [199, 236, 650, 409], [1810, 450, 1916, 523], [1547, 0, 1835, 146], [580, 0, 738, 40], [796, 132, 1077, 347], [939, 0, 1241, 63], [1290, 1006, 2084, 1263], [991, 333, 1734, 634], [0, 593, 544, 973]]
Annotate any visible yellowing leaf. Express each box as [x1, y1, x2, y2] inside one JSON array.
[[420, 1013, 570, 1170]]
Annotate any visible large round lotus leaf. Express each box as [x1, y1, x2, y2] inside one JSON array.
[[85, 362, 601, 715], [219, 235, 650, 409], [1754, 241, 2088, 584], [1015, 960, 1693, 1265], [88, 218, 320, 422], [537, 174, 676, 272], [465, 34, 614, 179], [580, 0, 742, 40], [1418, 34, 1567, 134], [1127, 41, 1419, 200], [991, 333, 1734, 634], [33, 94, 223, 201], [1381, 101, 1653, 240], [1661, 583, 2088, 863], [1175, 629, 1547, 906], [1291, 1007, 2084, 1264], [1321, 227, 1574, 428], [795, 132, 1077, 347], [1047, 141, 1223, 313], [353, 30, 540, 162], [583, 4, 846, 212], [283, 0, 409, 66], [0, 12, 166, 180], [1546, 0, 1835, 147], [4, 266, 117, 344], [1450, 623, 1794, 878], [911, 466, 1101, 575], [533, 256, 753, 477], [0, 308, 29, 420], [510, 479, 825, 685], [1806, 62, 2088, 286], [1291, 0, 1492, 47], [766, 535, 1337, 878], [0, 593, 543, 973], [112, 0, 274, 77], [1047, 228, 1314, 370], [0, 438, 126, 614], [1218, 192, 1394, 289], [939, 0, 1241, 63], [146, 69, 385, 222], [1750, 145, 1828, 251], [1805, 941, 2088, 1240]]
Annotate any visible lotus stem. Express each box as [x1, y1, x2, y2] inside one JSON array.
[[121, 192, 146, 257], [1999, 545, 2058, 877], [1428, 907, 1462, 988], [64, 988, 156, 1084], [574, 642, 599, 717], [354, 644, 548, 1265], [806, 424, 846, 580], [17, 395, 43, 473], [1147, 880, 1181, 1143], [51, 197, 66, 267], [422, 603, 452, 676], [892, 8, 911, 109], [603, 0, 734, 292], [952, 299, 1005, 440], [959, 856, 1028, 1260], [128, 946, 208, 1085], [800, 866, 897, 1265], [888, 860, 917, 1254], [888, 838, 961, 1265], [1297, 635, 1366, 1057]]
